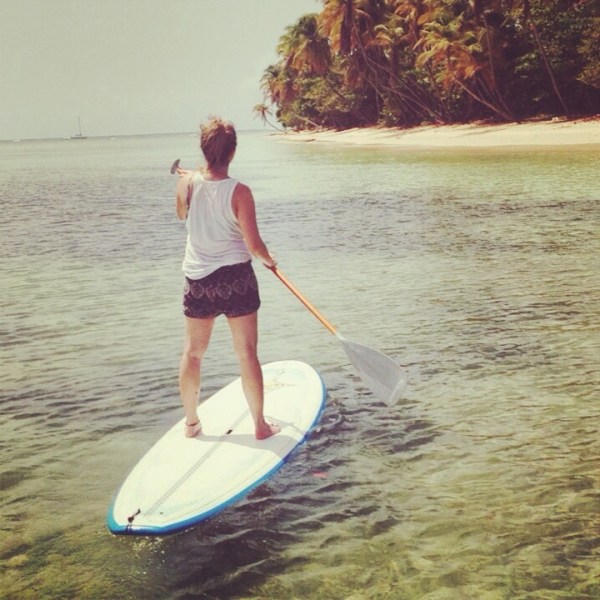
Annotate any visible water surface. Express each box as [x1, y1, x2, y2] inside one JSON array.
[[1, 133, 599, 599]]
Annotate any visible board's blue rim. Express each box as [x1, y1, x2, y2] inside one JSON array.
[[106, 366, 326, 536]]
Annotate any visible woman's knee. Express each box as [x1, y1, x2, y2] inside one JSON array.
[[232, 338, 258, 363], [182, 340, 208, 365], [182, 316, 214, 364]]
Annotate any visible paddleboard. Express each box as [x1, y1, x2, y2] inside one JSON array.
[[107, 360, 325, 535]]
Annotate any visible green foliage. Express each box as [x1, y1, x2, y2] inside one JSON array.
[[259, 0, 600, 129], [578, 18, 600, 89]]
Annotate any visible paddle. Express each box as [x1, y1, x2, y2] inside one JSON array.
[[270, 267, 408, 405]]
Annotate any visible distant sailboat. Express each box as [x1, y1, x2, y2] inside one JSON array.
[[71, 117, 87, 139]]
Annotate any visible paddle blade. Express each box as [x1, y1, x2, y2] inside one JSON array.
[[337, 333, 408, 406], [170, 158, 181, 174]]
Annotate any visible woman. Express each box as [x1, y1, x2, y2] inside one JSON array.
[[175, 116, 280, 440]]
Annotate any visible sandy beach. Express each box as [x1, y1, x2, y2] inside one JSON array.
[[277, 117, 600, 148]]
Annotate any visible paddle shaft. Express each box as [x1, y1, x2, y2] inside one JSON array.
[[270, 267, 337, 335]]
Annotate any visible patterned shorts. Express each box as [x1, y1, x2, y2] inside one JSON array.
[[183, 261, 260, 319]]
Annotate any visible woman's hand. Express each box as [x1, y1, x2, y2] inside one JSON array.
[[262, 253, 277, 269]]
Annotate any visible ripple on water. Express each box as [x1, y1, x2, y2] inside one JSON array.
[[1, 136, 599, 599]]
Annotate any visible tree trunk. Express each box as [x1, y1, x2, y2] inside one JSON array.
[[529, 20, 570, 115], [522, 0, 569, 115], [454, 75, 514, 121]]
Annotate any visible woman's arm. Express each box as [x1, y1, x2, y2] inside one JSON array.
[[232, 183, 276, 267], [175, 173, 193, 220]]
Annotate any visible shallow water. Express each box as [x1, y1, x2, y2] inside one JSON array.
[[1, 132, 599, 599]]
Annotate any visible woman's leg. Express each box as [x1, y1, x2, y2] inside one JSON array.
[[179, 316, 215, 434], [227, 311, 280, 440]]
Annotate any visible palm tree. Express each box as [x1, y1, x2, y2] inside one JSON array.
[[278, 13, 351, 107], [467, 0, 514, 118], [513, 0, 569, 115], [390, 0, 451, 121], [320, 0, 355, 56], [278, 14, 331, 74], [252, 103, 285, 131], [416, 9, 514, 121], [320, 0, 422, 123], [260, 63, 296, 108]]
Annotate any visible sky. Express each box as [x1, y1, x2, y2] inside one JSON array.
[[0, 0, 320, 140]]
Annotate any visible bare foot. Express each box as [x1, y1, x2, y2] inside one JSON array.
[[184, 421, 202, 438], [255, 421, 280, 440]]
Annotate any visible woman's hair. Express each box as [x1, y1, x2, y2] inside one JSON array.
[[200, 116, 237, 169]]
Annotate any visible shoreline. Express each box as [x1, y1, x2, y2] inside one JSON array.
[[275, 116, 600, 149]]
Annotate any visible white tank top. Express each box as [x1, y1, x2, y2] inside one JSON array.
[[182, 174, 252, 279]]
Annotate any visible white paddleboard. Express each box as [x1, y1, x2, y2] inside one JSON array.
[[107, 360, 325, 535]]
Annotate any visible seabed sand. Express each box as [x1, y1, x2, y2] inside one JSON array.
[[276, 116, 600, 148]]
